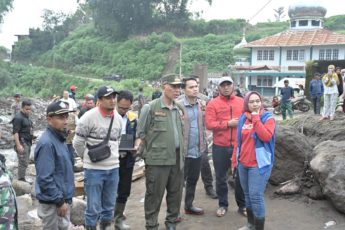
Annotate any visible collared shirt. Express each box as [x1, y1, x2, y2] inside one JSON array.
[[121, 113, 128, 135], [98, 107, 114, 117], [183, 96, 200, 158], [138, 99, 180, 149]]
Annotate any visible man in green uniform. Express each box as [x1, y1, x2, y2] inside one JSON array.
[[135, 74, 185, 230]]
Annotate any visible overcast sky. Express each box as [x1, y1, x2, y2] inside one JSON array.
[[0, 0, 343, 49]]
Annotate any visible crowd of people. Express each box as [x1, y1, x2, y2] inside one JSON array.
[[3, 73, 277, 230]]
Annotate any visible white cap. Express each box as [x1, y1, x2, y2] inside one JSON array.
[[218, 76, 233, 85]]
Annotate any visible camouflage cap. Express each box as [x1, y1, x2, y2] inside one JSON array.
[[160, 74, 183, 86]]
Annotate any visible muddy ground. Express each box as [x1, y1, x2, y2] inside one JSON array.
[[124, 176, 345, 230]]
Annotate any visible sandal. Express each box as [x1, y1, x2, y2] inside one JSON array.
[[216, 207, 227, 217]]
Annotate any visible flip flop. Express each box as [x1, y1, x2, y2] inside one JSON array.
[[216, 207, 227, 217]]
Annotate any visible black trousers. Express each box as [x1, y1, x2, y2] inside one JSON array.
[[116, 161, 134, 204], [184, 157, 202, 209], [200, 152, 214, 191]]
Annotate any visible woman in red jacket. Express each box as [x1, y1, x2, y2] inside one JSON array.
[[235, 91, 275, 230]]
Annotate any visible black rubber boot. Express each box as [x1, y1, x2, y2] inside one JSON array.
[[100, 221, 112, 230], [254, 217, 265, 230], [237, 209, 254, 229], [85, 226, 97, 230], [114, 202, 131, 230]]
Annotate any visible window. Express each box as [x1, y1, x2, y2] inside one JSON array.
[[333, 49, 339, 60], [293, 50, 298, 60], [319, 49, 325, 60], [263, 50, 268, 60], [269, 50, 274, 60], [257, 50, 262, 60], [291, 21, 296, 28], [257, 76, 273, 87], [326, 49, 332, 60], [257, 50, 274, 61], [312, 20, 320, 26], [286, 50, 292, 60], [299, 50, 305, 61], [299, 20, 308, 26]]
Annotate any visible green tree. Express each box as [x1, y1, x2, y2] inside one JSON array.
[[0, 0, 13, 22], [274, 7, 285, 22]]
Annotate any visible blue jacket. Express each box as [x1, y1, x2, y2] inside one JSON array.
[[309, 79, 324, 97], [35, 126, 75, 205], [236, 111, 275, 174], [120, 111, 138, 168]]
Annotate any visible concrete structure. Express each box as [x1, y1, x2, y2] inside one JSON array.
[[230, 1, 345, 96]]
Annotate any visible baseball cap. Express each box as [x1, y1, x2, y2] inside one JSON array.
[[97, 86, 118, 98], [46, 101, 69, 116], [70, 85, 77, 91], [218, 76, 233, 86], [160, 74, 183, 86]]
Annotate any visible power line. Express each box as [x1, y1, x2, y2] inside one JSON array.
[[248, 0, 274, 23]]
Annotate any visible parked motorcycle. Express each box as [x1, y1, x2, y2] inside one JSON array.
[[272, 95, 311, 115]]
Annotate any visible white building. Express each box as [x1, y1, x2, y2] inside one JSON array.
[[230, 2, 345, 96]]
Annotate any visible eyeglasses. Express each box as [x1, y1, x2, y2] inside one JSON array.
[[118, 106, 130, 111], [248, 99, 261, 104]]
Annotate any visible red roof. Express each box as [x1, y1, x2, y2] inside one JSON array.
[[245, 29, 345, 47]]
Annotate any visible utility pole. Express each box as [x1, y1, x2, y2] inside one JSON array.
[[179, 43, 182, 78]]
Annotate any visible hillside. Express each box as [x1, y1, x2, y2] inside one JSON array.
[[2, 15, 345, 98]]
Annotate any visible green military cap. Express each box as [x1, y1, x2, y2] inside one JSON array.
[[160, 74, 183, 86]]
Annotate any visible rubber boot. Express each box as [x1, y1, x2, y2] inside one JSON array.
[[114, 202, 131, 230], [237, 209, 254, 230], [85, 226, 97, 230], [100, 221, 112, 230], [254, 217, 265, 230]]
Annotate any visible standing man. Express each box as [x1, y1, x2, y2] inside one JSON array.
[[205, 76, 245, 217], [69, 85, 77, 100], [309, 72, 324, 115], [137, 87, 145, 117], [12, 100, 33, 182], [73, 86, 122, 230], [177, 77, 206, 215], [151, 85, 162, 100], [280, 79, 294, 120], [78, 95, 96, 119], [61, 91, 77, 111], [11, 93, 21, 119], [136, 74, 185, 230], [35, 101, 75, 229], [114, 90, 137, 230]]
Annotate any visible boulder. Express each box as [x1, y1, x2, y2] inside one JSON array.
[[16, 194, 33, 219], [70, 198, 86, 226], [310, 140, 345, 214], [271, 125, 313, 185], [275, 180, 301, 195], [12, 180, 32, 196], [74, 157, 83, 172]]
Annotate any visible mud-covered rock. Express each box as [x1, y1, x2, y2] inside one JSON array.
[[70, 198, 86, 226], [12, 179, 32, 196], [310, 140, 345, 214], [271, 125, 313, 185]]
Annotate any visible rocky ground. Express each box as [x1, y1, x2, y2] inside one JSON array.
[[1, 97, 345, 229]]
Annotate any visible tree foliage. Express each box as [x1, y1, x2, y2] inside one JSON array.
[[274, 7, 285, 22], [0, 0, 13, 22]]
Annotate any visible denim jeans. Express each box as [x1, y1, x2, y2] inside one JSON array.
[[311, 95, 322, 115], [237, 163, 271, 218], [84, 168, 119, 227], [212, 144, 232, 208], [184, 157, 202, 209]]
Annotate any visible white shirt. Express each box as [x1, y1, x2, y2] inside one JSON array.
[[121, 114, 128, 135], [61, 97, 77, 111]]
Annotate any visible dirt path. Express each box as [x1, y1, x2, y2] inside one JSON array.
[[124, 171, 345, 230]]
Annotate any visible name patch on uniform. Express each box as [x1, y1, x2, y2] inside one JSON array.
[[154, 111, 167, 117]]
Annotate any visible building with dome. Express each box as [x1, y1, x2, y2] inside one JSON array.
[[230, 1, 345, 96]]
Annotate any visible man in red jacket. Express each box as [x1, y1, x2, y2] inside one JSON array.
[[205, 76, 245, 217]]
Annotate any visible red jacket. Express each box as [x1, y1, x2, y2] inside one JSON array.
[[205, 95, 244, 147]]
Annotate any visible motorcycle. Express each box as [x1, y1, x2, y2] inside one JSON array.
[[272, 95, 311, 115]]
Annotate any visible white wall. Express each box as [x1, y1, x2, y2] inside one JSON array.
[[251, 48, 280, 66]]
